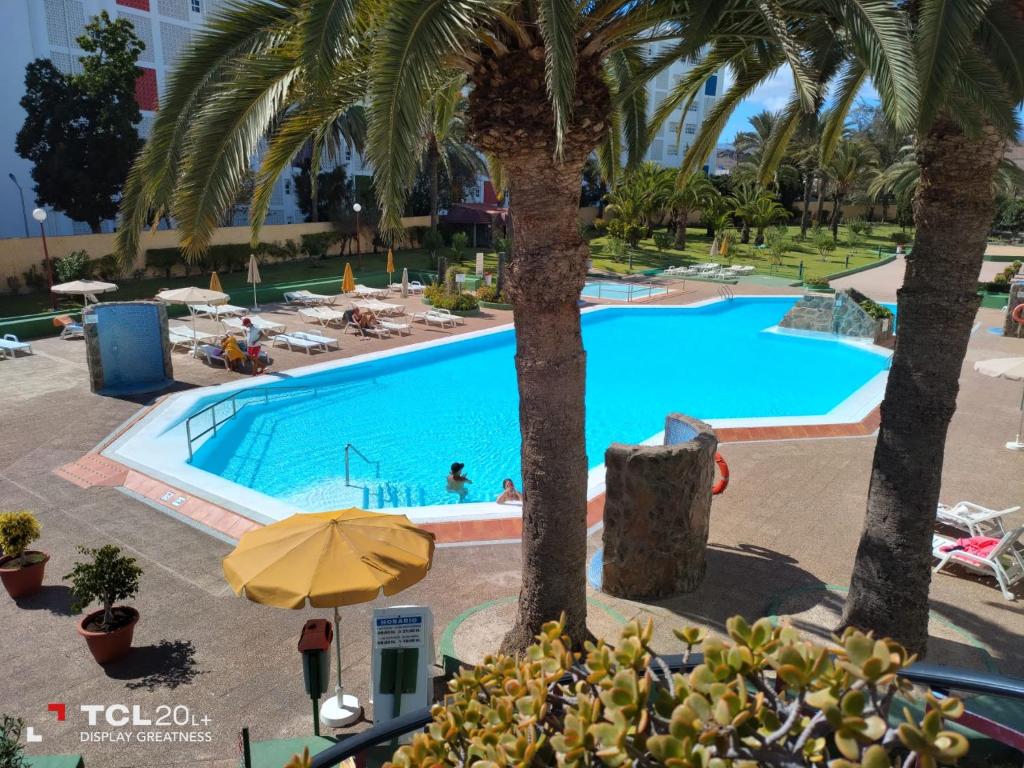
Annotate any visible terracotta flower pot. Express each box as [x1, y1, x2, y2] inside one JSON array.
[[76, 606, 139, 664], [0, 551, 49, 599]]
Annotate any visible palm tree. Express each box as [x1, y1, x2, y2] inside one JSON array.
[[732, 109, 779, 183], [745, 194, 789, 245], [668, 173, 718, 248], [823, 138, 879, 239], [727, 183, 767, 244], [423, 77, 485, 232], [869, 145, 1024, 204]]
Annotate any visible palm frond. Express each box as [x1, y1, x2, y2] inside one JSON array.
[[819, 60, 866, 166], [758, 96, 803, 186], [605, 48, 648, 173], [536, 0, 580, 156], [301, 0, 359, 82]]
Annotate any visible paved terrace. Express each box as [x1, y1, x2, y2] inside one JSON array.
[[0, 277, 1021, 768]]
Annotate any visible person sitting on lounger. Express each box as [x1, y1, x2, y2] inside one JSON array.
[[496, 478, 522, 505], [220, 334, 247, 372], [447, 462, 472, 500]]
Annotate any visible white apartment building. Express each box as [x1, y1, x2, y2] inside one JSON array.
[[0, 3, 719, 239]]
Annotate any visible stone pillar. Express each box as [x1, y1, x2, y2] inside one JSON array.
[[1004, 280, 1023, 337], [601, 414, 718, 599]]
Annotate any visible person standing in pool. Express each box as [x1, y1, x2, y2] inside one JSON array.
[[447, 462, 472, 500], [496, 478, 522, 504]]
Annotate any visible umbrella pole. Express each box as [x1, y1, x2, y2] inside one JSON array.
[[252, 281, 259, 312], [333, 605, 343, 694], [319, 605, 361, 727], [191, 308, 198, 358], [1010, 381, 1024, 451]]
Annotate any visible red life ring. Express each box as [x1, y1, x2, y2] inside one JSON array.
[[712, 452, 730, 495], [1012, 303, 1024, 325]]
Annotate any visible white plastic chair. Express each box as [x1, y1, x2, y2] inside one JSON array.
[[932, 526, 1024, 600], [936, 501, 1020, 537]]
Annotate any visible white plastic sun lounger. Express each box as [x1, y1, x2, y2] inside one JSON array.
[[272, 333, 328, 354], [345, 321, 391, 339], [288, 331, 339, 350], [299, 306, 348, 327], [353, 299, 404, 316], [285, 289, 337, 306], [197, 344, 229, 368], [412, 309, 458, 328], [932, 526, 1024, 600], [0, 334, 33, 356], [222, 315, 286, 336], [388, 280, 425, 294], [379, 319, 412, 336], [191, 303, 248, 319], [168, 325, 217, 351], [352, 284, 388, 298], [936, 501, 1021, 537]]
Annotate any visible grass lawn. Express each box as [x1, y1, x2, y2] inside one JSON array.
[[587, 223, 911, 282]]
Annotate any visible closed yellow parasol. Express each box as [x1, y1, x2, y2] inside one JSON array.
[[342, 262, 355, 294], [386, 248, 395, 286], [209, 271, 222, 292], [222, 508, 435, 726]]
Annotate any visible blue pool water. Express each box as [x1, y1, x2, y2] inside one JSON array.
[[190, 298, 888, 510], [582, 281, 667, 301]]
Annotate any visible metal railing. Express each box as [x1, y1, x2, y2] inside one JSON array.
[[305, 657, 1024, 768], [185, 385, 318, 459], [586, 281, 664, 302], [718, 285, 734, 301], [344, 442, 381, 486]]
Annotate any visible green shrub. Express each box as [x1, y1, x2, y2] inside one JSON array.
[[301, 231, 340, 257], [476, 285, 508, 303], [6, 276, 22, 294], [652, 231, 672, 251], [890, 231, 910, 246], [493, 236, 512, 256], [805, 276, 830, 288], [764, 225, 789, 266], [592, 217, 607, 232], [64, 545, 143, 631], [55, 249, 90, 283], [0, 511, 41, 565], [0, 714, 27, 768], [22, 263, 48, 291], [986, 273, 1011, 292], [859, 298, 894, 320], [424, 285, 479, 312], [422, 229, 445, 259], [450, 231, 469, 263], [92, 253, 124, 282], [386, 616, 967, 768], [145, 247, 180, 279], [812, 226, 836, 260]]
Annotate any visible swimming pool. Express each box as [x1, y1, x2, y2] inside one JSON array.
[[153, 297, 889, 515], [582, 281, 668, 301]]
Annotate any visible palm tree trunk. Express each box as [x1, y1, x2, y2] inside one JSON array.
[[815, 175, 826, 225], [740, 222, 750, 244], [428, 141, 440, 231], [800, 171, 814, 237], [840, 115, 1005, 654], [831, 193, 842, 239], [499, 150, 590, 654], [673, 211, 688, 248]]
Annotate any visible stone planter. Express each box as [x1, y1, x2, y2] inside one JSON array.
[[0, 551, 49, 599], [805, 285, 834, 293], [479, 300, 513, 310], [77, 606, 139, 664]]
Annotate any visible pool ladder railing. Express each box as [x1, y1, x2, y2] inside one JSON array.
[[344, 442, 381, 487], [718, 285, 734, 301], [185, 384, 319, 460]]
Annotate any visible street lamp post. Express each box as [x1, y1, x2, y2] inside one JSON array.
[[32, 207, 55, 309], [8, 174, 29, 238], [352, 202, 363, 269]]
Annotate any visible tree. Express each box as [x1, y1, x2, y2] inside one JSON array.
[[423, 79, 484, 232], [16, 12, 143, 232], [823, 138, 879, 240], [727, 183, 770, 244], [668, 173, 717, 248], [114, 0, 906, 655], [745, 194, 789, 245], [295, 162, 355, 223]]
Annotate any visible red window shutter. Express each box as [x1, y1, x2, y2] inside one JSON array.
[[116, 0, 150, 10], [134, 68, 158, 111]]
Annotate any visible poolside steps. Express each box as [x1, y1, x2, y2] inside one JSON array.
[[54, 452, 128, 489]]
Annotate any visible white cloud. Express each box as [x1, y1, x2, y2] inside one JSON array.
[[720, 67, 795, 112]]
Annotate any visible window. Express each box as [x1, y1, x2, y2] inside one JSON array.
[[666, 143, 678, 157], [284, 180, 291, 195], [668, 121, 680, 136], [684, 123, 696, 135], [191, 0, 201, 11], [345, 145, 352, 162], [688, 103, 698, 112], [704, 74, 719, 96]]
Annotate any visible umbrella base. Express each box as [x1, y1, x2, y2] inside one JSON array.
[[1006, 439, 1024, 451], [320, 693, 362, 727]]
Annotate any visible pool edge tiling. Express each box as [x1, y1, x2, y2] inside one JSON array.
[[91, 297, 893, 543]]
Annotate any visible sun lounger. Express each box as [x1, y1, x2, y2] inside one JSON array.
[[728, 265, 755, 275], [353, 299, 404, 316], [932, 526, 1024, 600], [379, 319, 412, 336], [287, 331, 339, 350], [388, 280, 425, 294], [345, 321, 391, 339], [299, 306, 348, 327], [284, 289, 337, 306], [53, 315, 84, 340], [352, 284, 388, 298], [272, 333, 329, 354], [197, 344, 229, 368], [0, 334, 33, 356], [168, 325, 217, 351], [190, 303, 248, 319], [412, 309, 458, 328], [222, 315, 286, 336], [936, 501, 1021, 537]]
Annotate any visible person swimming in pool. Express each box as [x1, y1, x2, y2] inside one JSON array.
[[496, 478, 522, 505], [446, 462, 472, 500]]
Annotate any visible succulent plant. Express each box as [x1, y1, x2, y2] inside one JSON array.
[[386, 616, 967, 768]]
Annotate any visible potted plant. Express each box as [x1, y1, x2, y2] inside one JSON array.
[[1, 714, 28, 768], [0, 511, 47, 599], [65, 545, 143, 664], [804, 276, 833, 293]]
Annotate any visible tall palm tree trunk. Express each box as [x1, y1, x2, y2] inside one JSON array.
[[815, 174, 827, 225], [800, 171, 814, 237], [830, 192, 842, 239], [428, 141, 440, 232], [841, 115, 1005, 654], [499, 151, 591, 652]]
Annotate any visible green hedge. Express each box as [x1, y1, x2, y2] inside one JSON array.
[[145, 243, 257, 277]]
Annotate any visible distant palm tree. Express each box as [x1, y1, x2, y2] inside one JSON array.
[[423, 77, 484, 232], [668, 173, 718, 248], [727, 183, 769, 244], [745, 194, 789, 245], [869, 145, 1024, 203], [823, 138, 879, 239], [732, 110, 780, 183]]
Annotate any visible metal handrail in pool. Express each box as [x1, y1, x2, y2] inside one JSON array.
[[344, 442, 381, 486], [185, 384, 319, 459], [587, 280, 662, 302]]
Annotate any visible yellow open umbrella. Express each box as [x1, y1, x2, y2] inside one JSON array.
[[209, 271, 222, 292], [223, 508, 435, 726], [386, 248, 395, 286], [342, 262, 355, 294]]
